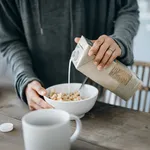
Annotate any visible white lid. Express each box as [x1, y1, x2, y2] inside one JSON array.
[[0, 123, 14, 133]]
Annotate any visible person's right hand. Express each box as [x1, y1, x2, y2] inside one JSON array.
[[25, 80, 53, 110]]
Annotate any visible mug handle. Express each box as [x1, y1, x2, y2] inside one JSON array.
[[70, 114, 82, 143]]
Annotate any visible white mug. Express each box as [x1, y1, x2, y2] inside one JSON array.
[[22, 109, 82, 150]]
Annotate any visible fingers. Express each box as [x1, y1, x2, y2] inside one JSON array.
[[30, 81, 47, 96], [94, 42, 110, 67], [88, 35, 105, 56], [30, 91, 53, 109], [25, 80, 54, 111], [74, 37, 80, 43], [97, 45, 116, 69], [29, 101, 41, 110], [89, 35, 121, 70], [104, 50, 121, 68]]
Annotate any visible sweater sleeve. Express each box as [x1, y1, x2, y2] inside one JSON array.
[[0, 0, 42, 103], [110, 0, 140, 65]]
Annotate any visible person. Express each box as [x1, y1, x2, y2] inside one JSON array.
[[0, 0, 139, 110]]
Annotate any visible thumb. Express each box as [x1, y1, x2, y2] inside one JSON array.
[[37, 87, 47, 96], [75, 37, 96, 44], [32, 81, 47, 96], [74, 37, 80, 43]]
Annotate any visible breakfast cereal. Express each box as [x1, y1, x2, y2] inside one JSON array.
[[49, 89, 83, 101]]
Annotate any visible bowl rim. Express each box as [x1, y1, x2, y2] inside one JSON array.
[[44, 83, 99, 103]]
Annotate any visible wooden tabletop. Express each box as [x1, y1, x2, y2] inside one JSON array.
[[0, 87, 150, 150]]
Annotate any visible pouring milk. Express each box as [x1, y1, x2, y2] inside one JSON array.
[[70, 36, 142, 101]]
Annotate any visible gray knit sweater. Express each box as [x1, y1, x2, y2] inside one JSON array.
[[0, 0, 139, 103]]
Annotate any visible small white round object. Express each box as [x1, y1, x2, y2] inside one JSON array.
[[0, 123, 14, 133]]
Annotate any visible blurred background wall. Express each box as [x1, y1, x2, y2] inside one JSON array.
[[134, 0, 150, 61]]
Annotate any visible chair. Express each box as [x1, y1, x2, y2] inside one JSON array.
[[87, 61, 150, 112]]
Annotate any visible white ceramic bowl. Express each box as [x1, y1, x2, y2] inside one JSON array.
[[44, 83, 98, 118]]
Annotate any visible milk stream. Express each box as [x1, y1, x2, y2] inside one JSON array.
[[68, 58, 72, 94], [68, 50, 78, 94]]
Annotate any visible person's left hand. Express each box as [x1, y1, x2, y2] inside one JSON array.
[[75, 35, 122, 70]]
